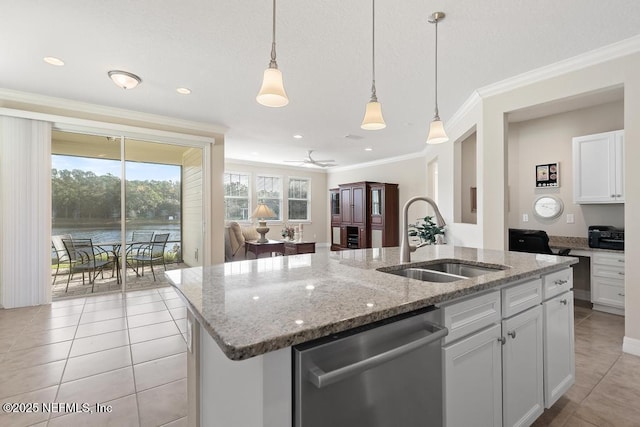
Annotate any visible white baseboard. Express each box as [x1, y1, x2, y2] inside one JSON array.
[[623, 336, 640, 357], [573, 289, 590, 301]]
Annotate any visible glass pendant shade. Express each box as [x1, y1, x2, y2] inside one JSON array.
[[426, 119, 449, 144], [256, 67, 289, 107], [361, 100, 386, 130]]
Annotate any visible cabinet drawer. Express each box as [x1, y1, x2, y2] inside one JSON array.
[[441, 291, 501, 344], [501, 279, 542, 318], [593, 252, 625, 267], [593, 264, 625, 280], [592, 277, 625, 308], [542, 269, 572, 300]]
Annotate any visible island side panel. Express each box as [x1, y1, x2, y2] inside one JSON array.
[[198, 323, 292, 427]]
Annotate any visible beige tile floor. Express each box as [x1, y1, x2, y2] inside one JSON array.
[[1, 291, 637, 426], [533, 301, 640, 426], [0, 287, 187, 427]]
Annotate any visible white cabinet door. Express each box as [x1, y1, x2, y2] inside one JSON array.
[[443, 324, 502, 427], [502, 305, 544, 427], [543, 291, 575, 408], [572, 130, 624, 203]]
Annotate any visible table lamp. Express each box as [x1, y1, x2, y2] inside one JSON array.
[[252, 203, 276, 243]]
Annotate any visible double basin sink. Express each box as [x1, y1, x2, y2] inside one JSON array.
[[378, 261, 509, 283]]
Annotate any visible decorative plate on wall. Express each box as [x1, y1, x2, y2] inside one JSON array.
[[532, 195, 564, 220]]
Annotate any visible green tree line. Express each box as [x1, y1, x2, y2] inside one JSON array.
[[52, 169, 180, 221]]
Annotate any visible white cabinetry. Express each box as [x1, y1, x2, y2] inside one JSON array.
[[502, 305, 544, 427], [573, 130, 624, 203], [541, 268, 575, 409], [442, 275, 560, 427], [591, 251, 625, 315], [443, 323, 502, 427], [543, 291, 575, 408]]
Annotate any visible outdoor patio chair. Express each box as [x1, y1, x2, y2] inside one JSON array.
[[130, 233, 169, 281], [62, 238, 113, 292], [124, 230, 154, 267], [51, 234, 72, 285]]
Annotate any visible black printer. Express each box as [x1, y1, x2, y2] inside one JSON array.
[[588, 225, 624, 250]]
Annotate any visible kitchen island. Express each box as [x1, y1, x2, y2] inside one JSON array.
[[166, 245, 577, 427]]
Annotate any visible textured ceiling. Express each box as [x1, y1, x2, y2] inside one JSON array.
[[2, 1, 639, 167]]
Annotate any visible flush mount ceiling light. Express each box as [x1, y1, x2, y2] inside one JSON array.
[[256, 0, 289, 107], [176, 87, 192, 95], [361, 0, 386, 130], [293, 134, 303, 139], [426, 12, 449, 144], [43, 56, 64, 66], [108, 70, 142, 90]]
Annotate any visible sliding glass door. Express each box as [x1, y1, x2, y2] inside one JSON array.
[[51, 130, 204, 299]]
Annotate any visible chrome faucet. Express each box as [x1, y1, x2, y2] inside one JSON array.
[[400, 196, 446, 263]]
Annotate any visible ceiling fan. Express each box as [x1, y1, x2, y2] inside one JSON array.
[[284, 150, 337, 168]]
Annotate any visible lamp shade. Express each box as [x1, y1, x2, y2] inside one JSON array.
[[252, 203, 276, 219], [108, 70, 142, 90], [361, 101, 386, 130], [256, 68, 289, 107], [426, 119, 449, 144]]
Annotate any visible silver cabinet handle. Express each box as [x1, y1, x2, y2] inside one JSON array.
[[618, 259, 624, 263], [554, 279, 568, 285], [618, 272, 625, 276], [508, 331, 516, 339], [560, 299, 568, 305], [308, 322, 448, 389], [498, 336, 506, 345], [618, 293, 625, 297]]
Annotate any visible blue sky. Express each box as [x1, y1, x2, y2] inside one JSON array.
[[52, 155, 181, 182]]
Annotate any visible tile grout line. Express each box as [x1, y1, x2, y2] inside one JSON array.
[[49, 297, 87, 424]]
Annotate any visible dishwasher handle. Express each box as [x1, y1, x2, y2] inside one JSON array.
[[307, 321, 448, 389]]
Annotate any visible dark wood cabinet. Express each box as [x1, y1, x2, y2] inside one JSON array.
[[330, 181, 398, 250]]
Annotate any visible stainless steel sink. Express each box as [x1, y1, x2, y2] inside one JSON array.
[[378, 261, 508, 283]]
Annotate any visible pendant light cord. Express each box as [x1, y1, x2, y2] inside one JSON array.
[[270, 0, 278, 67], [433, 17, 440, 119], [370, 0, 378, 101]]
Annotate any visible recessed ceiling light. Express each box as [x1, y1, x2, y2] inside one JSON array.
[[108, 70, 142, 90], [293, 134, 303, 139], [43, 56, 64, 66], [364, 147, 373, 151], [176, 87, 191, 95]]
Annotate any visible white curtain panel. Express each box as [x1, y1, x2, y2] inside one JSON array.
[[0, 116, 52, 308]]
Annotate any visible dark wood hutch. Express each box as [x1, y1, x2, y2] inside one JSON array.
[[330, 181, 399, 250]]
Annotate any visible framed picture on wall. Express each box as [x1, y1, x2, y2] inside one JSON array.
[[536, 162, 559, 187]]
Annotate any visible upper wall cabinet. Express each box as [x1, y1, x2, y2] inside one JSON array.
[[573, 130, 624, 204]]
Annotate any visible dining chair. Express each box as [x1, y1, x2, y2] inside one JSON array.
[[62, 238, 113, 292], [130, 233, 170, 281], [51, 234, 72, 286]]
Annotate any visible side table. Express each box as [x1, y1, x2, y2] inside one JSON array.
[[245, 240, 285, 259], [284, 241, 316, 255]]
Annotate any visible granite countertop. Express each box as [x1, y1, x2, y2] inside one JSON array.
[[549, 235, 624, 253], [165, 245, 577, 361]]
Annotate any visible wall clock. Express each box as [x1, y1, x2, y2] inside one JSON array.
[[532, 195, 563, 220]]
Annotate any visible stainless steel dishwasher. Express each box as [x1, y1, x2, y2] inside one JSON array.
[[294, 307, 447, 427]]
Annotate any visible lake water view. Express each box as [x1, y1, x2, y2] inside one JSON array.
[[52, 223, 181, 245]]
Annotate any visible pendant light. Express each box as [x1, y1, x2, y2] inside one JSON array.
[[426, 12, 449, 144], [256, 0, 289, 107], [361, 0, 386, 130]]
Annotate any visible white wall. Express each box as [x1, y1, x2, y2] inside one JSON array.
[[507, 101, 624, 236], [224, 161, 328, 244], [460, 133, 477, 224]]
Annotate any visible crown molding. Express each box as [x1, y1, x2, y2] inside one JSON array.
[[328, 151, 425, 173], [476, 35, 640, 99], [225, 157, 329, 173], [0, 88, 227, 135], [444, 90, 482, 141]]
